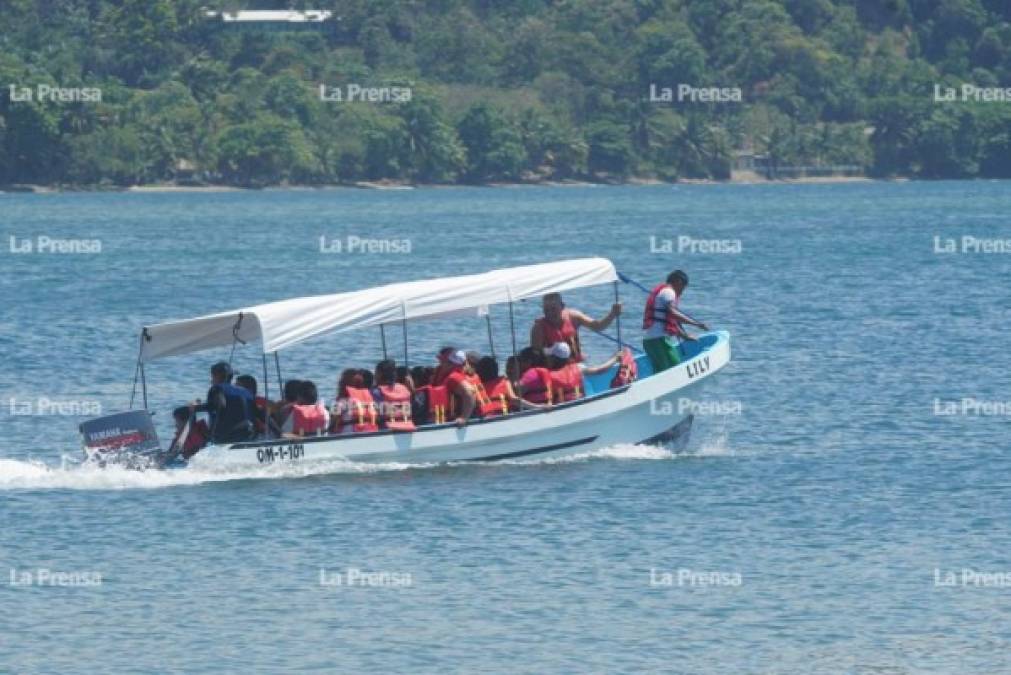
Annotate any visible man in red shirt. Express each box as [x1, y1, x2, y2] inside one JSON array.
[[530, 292, 621, 362]]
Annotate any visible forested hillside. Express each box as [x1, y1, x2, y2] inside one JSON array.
[[1, 0, 1010, 187]]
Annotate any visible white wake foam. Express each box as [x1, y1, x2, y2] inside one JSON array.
[[0, 440, 723, 491], [0, 456, 426, 491]]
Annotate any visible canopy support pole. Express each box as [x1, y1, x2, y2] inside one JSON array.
[[380, 325, 388, 360], [401, 304, 409, 367], [130, 329, 150, 410], [613, 281, 623, 350], [228, 312, 246, 368], [129, 355, 141, 410], [507, 293, 518, 382], [261, 352, 269, 404], [274, 352, 283, 388], [486, 314, 496, 359], [139, 362, 148, 410]]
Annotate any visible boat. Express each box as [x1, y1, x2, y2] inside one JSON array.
[[79, 258, 731, 469]]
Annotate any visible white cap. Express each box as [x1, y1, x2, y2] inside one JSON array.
[[546, 342, 572, 360], [448, 349, 467, 365]]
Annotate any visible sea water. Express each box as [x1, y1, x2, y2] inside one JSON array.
[[1, 182, 1010, 672]]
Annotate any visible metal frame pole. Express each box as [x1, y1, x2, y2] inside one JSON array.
[[486, 313, 496, 359], [613, 281, 623, 349]]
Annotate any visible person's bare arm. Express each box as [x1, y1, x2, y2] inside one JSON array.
[[582, 352, 621, 376], [454, 383, 476, 426], [530, 321, 545, 351], [667, 306, 708, 331], [507, 381, 543, 410], [570, 304, 621, 332]]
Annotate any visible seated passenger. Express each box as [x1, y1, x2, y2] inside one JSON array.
[[410, 366, 432, 425], [396, 366, 414, 392], [375, 360, 416, 432], [505, 355, 520, 386], [272, 379, 303, 431], [546, 343, 623, 402], [610, 348, 638, 387], [431, 346, 457, 387], [440, 349, 478, 427], [332, 369, 379, 434], [171, 406, 209, 459], [282, 380, 330, 437], [475, 356, 542, 417], [545, 342, 584, 402], [359, 368, 374, 391], [235, 374, 274, 437], [190, 361, 255, 444], [516, 347, 553, 405]]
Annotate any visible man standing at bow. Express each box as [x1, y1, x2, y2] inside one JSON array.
[[642, 270, 709, 373]]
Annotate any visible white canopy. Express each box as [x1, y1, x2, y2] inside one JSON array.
[[139, 258, 618, 362]]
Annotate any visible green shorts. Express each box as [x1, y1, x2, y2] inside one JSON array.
[[642, 336, 681, 374]]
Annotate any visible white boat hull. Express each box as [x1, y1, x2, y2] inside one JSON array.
[[189, 331, 731, 469]]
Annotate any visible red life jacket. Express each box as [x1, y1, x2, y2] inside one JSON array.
[[642, 283, 681, 336], [179, 419, 209, 459], [534, 313, 583, 362], [335, 387, 379, 433], [521, 367, 554, 404], [479, 377, 512, 417], [431, 363, 455, 387], [378, 383, 416, 432], [423, 385, 450, 424], [610, 348, 638, 387], [253, 395, 268, 433], [550, 363, 584, 402], [290, 402, 328, 436]]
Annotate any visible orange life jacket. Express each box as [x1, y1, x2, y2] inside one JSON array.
[[479, 376, 512, 417], [550, 363, 584, 402], [534, 313, 583, 361], [642, 283, 682, 336], [378, 383, 416, 432], [335, 387, 380, 434], [610, 348, 638, 387], [423, 384, 450, 424], [522, 367, 554, 404], [466, 373, 490, 416], [290, 402, 328, 436]]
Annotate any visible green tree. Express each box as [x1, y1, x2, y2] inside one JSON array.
[[457, 103, 528, 181]]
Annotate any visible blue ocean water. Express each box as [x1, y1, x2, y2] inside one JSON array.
[[1, 182, 1010, 673]]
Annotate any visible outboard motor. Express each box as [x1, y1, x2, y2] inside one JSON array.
[[80, 410, 164, 469]]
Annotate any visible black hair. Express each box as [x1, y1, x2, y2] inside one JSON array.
[[395, 365, 411, 384], [172, 406, 192, 422], [283, 379, 303, 403], [235, 374, 257, 396], [476, 356, 499, 381], [667, 270, 689, 287], [410, 365, 430, 387], [518, 346, 544, 367], [211, 361, 233, 381], [505, 355, 519, 380], [359, 369, 374, 389], [299, 380, 319, 405], [376, 359, 397, 385]]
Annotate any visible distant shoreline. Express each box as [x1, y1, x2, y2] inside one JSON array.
[[0, 174, 909, 194]]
